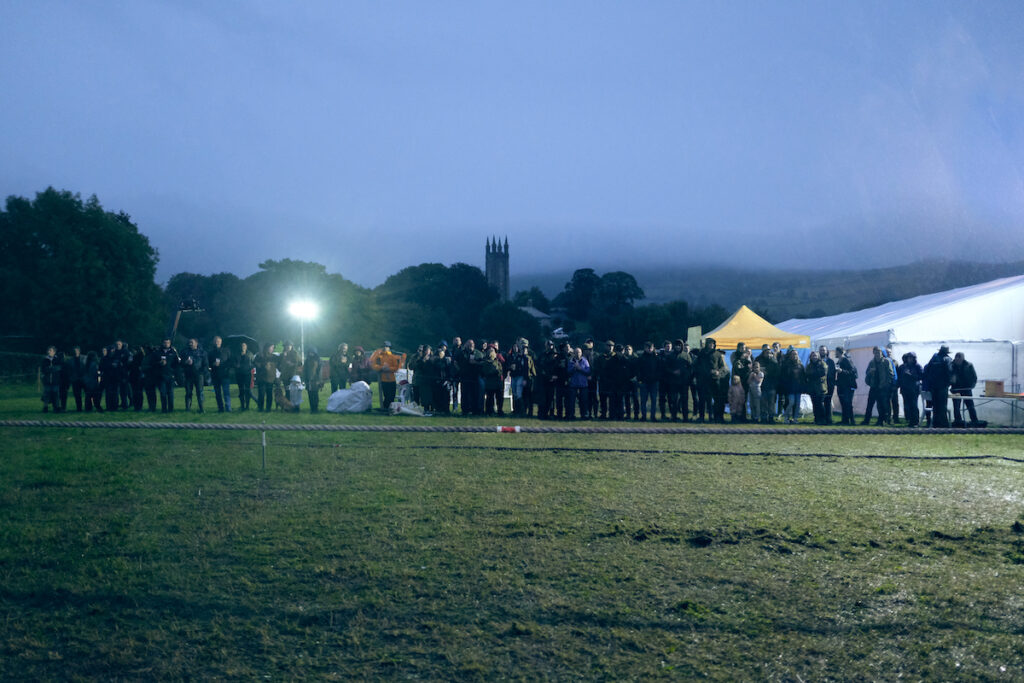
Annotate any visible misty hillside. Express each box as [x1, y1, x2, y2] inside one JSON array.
[[513, 260, 1024, 323]]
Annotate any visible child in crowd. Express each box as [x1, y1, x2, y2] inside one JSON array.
[[728, 375, 746, 423], [747, 361, 764, 423]]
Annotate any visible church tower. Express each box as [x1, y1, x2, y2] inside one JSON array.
[[485, 236, 510, 301]]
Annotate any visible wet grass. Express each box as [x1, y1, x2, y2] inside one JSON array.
[[1, 387, 1023, 679]]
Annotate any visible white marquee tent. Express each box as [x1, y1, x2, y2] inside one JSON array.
[[778, 275, 1024, 426]]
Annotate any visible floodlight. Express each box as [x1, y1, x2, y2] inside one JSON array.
[[287, 299, 320, 360], [288, 300, 319, 321]]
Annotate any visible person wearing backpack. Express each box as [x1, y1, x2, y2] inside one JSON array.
[[924, 345, 954, 428], [834, 347, 858, 425]]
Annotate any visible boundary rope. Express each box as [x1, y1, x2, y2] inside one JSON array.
[[2, 419, 1024, 435], [209, 441, 1024, 463]]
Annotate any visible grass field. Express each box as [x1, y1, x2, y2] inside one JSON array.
[[2, 385, 1023, 680]]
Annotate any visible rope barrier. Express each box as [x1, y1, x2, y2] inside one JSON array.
[[210, 441, 1024, 463], [2, 419, 1023, 435]]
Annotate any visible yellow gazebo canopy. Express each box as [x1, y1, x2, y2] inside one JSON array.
[[702, 305, 811, 350]]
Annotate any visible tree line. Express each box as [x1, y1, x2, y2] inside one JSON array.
[[1, 188, 730, 354]]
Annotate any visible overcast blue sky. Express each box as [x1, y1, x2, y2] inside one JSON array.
[[2, 1, 1023, 287]]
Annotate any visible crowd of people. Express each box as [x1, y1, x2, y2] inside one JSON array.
[[38, 334, 982, 427]]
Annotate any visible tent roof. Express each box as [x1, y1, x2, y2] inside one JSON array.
[[778, 274, 1024, 345], [518, 305, 551, 320], [704, 305, 811, 349]]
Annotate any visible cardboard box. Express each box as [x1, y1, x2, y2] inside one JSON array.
[[984, 380, 1005, 397]]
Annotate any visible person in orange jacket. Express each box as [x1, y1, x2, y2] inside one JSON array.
[[369, 341, 406, 410]]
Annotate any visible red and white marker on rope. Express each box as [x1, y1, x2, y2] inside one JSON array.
[[496, 425, 521, 433]]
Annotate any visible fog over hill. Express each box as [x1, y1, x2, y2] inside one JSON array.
[[513, 260, 1024, 324]]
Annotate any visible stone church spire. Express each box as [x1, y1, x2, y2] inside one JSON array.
[[485, 237, 510, 301]]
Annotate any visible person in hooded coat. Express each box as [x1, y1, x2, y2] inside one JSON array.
[[924, 345, 954, 428], [898, 352, 924, 427], [303, 347, 323, 413], [804, 351, 829, 425]]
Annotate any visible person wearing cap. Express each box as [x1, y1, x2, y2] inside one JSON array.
[[951, 352, 980, 427], [924, 345, 954, 428], [834, 347, 858, 425], [370, 341, 406, 411]]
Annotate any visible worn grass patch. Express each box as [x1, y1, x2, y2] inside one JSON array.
[[1, 411, 1023, 679]]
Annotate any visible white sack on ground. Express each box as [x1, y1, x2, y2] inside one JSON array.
[[327, 381, 372, 413]]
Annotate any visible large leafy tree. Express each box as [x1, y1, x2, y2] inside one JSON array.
[[553, 268, 602, 320], [161, 261, 372, 352], [0, 188, 162, 350], [512, 286, 551, 313], [239, 259, 372, 353], [587, 271, 645, 340], [163, 272, 244, 343], [372, 262, 497, 350], [478, 301, 543, 350], [595, 271, 644, 316], [627, 301, 691, 346]]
